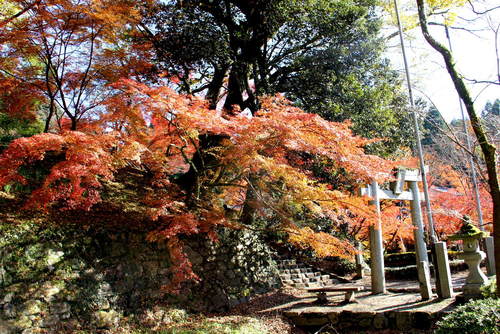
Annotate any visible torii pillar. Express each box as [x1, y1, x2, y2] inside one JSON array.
[[369, 180, 386, 294]]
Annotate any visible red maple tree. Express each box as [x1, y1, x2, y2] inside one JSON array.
[[0, 1, 405, 292]]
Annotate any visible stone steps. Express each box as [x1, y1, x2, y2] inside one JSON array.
[[276, 258, 339, 288]]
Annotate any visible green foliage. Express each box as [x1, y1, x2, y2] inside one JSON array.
[[329, 257, 356, 276], [482, 98, 500, 117], [159, 320, 266, 334], [286, 50, 413, 157], [0, 112, 43, 151], [481, 277, 497, 299], [422, 105, 446, 146], [129, 315, 267, 334], [384, 251, 461, 267], [435, 298, 500, 334], [146, 0, 411, 155], [384, 251, 419, 267]]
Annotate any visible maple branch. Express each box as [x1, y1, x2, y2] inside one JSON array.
[[210, 183, 246, 188], [466, 1, 500, 15], [0, 0, 41, 28], [191, 83, 211, 94], [428, 22, 486, 37], [176, 138, 199, 175], [73, 24, 101, 116]]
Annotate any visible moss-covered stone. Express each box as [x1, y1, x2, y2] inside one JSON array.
[[93, 310, 120, 328], [21, 300, 44, 315], [1, 219, 279, 332], [448, 215, 489, 241]]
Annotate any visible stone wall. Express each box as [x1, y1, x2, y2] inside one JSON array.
[[285, 309, 446, 331], [0, 222, 280, 333]]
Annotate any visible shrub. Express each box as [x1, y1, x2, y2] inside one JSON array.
[[481, 277, 497, 299], [435, 298, 500, 334], [0, 112, 43, 151]]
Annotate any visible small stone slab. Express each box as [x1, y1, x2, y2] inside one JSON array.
[[305, 286, 364, 303]]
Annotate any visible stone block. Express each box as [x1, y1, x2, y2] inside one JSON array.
[[41, 315, 60, 328], [41, 284, 61, 302], [359, 316, 373, 328], [50, 302, 71, 314], [395, 312, 413, 331], [434, 242, 453, 298], [21, 329, 38, 334], [417, 261, 432, 300], [484, 236, 496, 276], [0, 267, 8, 286], [2, 292, 14, 304], [355, 311, 376, 328], [292, 315, 329, 327], [373, 314, 387, 329], [327, 312, 340, 324], [12, 315, 32, 328], [2, 304, 16, 318], [21, 300, 44, 315], [46, 250, 65, 266], [93, 310, 119, 328], [338, 321, 353, 329], [413, 311, 432, 330], [0, 320, 15, 334]]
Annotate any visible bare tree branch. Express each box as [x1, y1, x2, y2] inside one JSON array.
[[467, 1, 500, 15]]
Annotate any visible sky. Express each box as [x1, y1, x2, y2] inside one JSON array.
[[385, 0, 500, 122]]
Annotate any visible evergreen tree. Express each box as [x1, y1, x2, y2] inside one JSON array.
[[142, 0, 413, 156], [482, 99, 500, 117], [422, 105, 446, 146]]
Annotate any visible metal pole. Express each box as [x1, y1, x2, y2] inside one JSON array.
[[444, 25, 485, 231], [393, 0, 437, 242]]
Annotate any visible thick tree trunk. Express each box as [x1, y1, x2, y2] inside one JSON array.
[[70, 117, 77, 131], [224, 62, 247, 111], [205, 65, 228, 110], [44, 100, 55, 133], [416, 0, 500, 296], [223, 60, 259, 113], [175, 134, 229, 206]]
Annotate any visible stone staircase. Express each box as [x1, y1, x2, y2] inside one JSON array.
[[276, 258, 340, 288]]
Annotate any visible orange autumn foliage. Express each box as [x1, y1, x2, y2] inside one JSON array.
[[0, 0, 409, 292], [427, 155, 493, 238], [0, 131, 115, 210], [0, 0, 152, 129], [0, 78, 399, 292]]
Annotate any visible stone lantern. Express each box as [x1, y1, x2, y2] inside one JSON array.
[[448, 216, 489, 299]]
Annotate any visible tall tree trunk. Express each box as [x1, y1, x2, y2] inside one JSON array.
[[224, 61, 248, 111], [70, 117, 77, 131], [224, 60, 259, 113], [44, 99, 55, 133], [416, 0, 500, 296], [205, 65, 229, 110]]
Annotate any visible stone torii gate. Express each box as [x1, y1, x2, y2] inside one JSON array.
[[360, 167, 432, 299]]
